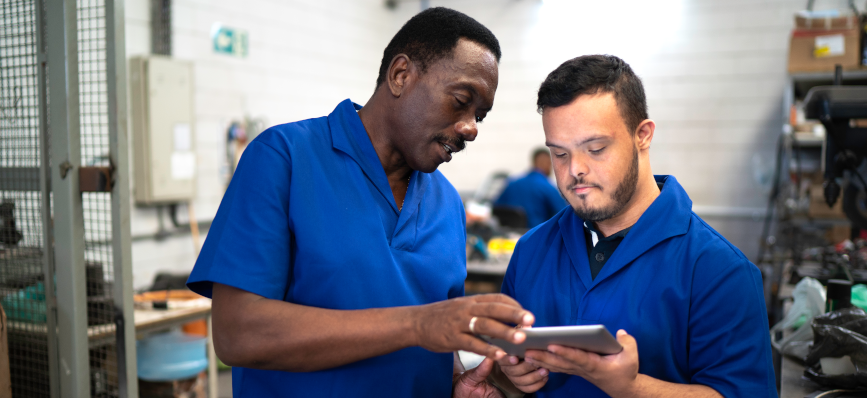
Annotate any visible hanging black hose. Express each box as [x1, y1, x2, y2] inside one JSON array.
[[757, 133, 786, 264]]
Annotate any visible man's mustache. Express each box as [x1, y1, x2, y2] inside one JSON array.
[[566, 178, 600, 191], [432, 134, 466, 152]]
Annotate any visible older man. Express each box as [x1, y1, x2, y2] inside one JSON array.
[[188, 8, 533, 398]]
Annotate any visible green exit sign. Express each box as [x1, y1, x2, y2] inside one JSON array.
[[211, 24, 248, 57]]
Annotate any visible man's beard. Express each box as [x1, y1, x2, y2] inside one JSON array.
[[567, 146, 639, 222]]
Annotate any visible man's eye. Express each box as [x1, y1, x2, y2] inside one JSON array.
[[589, 147, 606, 154], [554, 152, 567, 158]]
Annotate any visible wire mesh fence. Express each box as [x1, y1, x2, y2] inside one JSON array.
[[78, 0, 119, 396], [0, 0, 51, 396]]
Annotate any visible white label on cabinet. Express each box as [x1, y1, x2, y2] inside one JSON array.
[[174, 123, 191, 151], [171, 151, 196, 180]]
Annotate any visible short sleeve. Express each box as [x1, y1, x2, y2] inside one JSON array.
[[187, 140, 293, 300], [687, 259, 777, 397]]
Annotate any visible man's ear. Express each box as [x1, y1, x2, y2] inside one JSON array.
[[634, 119, 655, 151], [386, 54, 412, 98]]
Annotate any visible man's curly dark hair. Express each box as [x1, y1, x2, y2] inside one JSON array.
[[376, 7, 501, 88]]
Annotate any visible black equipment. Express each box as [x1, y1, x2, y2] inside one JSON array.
[[804, 66, 867, 229]]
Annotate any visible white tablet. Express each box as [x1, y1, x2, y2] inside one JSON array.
[[482, 325, 622, 357]]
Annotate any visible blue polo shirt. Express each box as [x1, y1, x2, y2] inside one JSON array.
[[187, 99, 467, 397], [495, 170, 567, 228], [502, 175, 776, 398]]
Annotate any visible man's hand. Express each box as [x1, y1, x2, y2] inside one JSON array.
[[496, 355, 549, 393], [524, 329, 639, 397], [453, 358, 505, 398], [413, 294, 535, 361]]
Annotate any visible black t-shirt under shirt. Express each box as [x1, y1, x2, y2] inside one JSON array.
[[582, 182, 664, 280]]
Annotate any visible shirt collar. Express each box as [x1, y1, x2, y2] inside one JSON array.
[[583, 221, 632, 247], [326, 99, 428, 217], [559, 175, 692, 290]]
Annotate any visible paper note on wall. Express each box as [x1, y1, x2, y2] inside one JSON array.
[[814, 34, 845, 58], [171, 152, 196, 180]]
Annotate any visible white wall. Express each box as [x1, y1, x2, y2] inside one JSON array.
[[127, 0, 805, 288], [389, 0, 803, 259], [125, 0, 394, 289]]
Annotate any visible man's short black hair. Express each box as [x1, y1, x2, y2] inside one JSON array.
[[376, 7, 501, 88], [537, 55, 648, 134], [532, 147, 550, 162]]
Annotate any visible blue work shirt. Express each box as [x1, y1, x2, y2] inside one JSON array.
[[187, 99, 467, 397], [502, 175, 776, 398], [495, 170, 567, 228]]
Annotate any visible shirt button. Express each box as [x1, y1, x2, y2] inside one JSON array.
[[595, 253, 604, 262]]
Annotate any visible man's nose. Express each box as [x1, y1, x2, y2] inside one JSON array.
[[570, 155, 588, 178], [455, 118, 478, 142]]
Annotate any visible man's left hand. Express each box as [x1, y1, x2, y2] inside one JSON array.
[[523, 329, 639, 397], [453, 358, 506, 398]]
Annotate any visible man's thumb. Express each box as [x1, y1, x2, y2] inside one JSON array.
[[463, 357, 495, 384]]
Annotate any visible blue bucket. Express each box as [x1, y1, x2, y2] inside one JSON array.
[[137, 330, 208, 381]]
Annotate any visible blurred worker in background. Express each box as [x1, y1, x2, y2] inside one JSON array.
[[495, 147, 567, 228], [187, 7, 533, 398]]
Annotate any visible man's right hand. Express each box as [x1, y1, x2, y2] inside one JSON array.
[[412, 294, 535, 361], [496, 355, 549, 393]]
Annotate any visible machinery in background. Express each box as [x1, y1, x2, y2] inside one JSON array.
[[806, 66, 867, 230], [785, 65, 867, 286], [464, 171, 525, 265]]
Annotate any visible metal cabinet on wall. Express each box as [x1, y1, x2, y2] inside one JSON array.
[[129, 55, 196, 205]]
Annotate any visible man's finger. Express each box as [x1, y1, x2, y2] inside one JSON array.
[[525, 350, 577, 371], [508, 366, 549, 387], [616, 329, 636, 352], [547, 344, 596, 365], [471, 302, 535, 328], [470, 317, 526, 344], [458, 334, 506, 361], [499, 359, 539, 376], [496, 355, 521, 366], [469, 293, 522, 308], [522, 377, 549, 393], [462, 357, 495, 385], [467, 295, 535, 326]]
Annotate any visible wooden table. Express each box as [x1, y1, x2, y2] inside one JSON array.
[[466, 257, 510, 276], [6, 301, 219, 396], [133, 303, 218, 398]]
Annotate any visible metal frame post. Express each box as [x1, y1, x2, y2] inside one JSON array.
[[46, 0, 90, 396], [34, 0, 61, 396], [105, 0, 138, 396]]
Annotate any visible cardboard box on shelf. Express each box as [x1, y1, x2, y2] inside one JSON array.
[[788, 27, 862, 73], [809, 184, 848, 219], [795, 14, 860, 30]]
